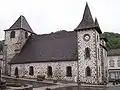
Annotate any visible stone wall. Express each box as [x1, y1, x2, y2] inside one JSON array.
[[77, 29, 102, 84], [4, 29, 30, 74], [100, 39, 108, 83], [11, 61, 77, 81]]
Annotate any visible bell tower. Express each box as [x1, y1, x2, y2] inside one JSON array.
[[75, 3, 103, 84], [3, 15, 36, 75]]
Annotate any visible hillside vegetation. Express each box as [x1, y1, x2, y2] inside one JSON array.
[[103, 32, 120, 50]]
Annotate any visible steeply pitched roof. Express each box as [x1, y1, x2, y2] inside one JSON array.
[[75, 2, 95, 30], [95, 18, 99, 27], [95, 18, 102, 34], [75, 3, 102, 34], [10, 31, 77, 64], [5, 15, 35, 34], [108, 49, 120, 56]]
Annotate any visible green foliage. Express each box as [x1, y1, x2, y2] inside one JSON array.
[[103, 32, 120, 50]]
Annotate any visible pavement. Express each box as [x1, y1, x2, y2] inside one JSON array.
[[33, 81, 120, 90]]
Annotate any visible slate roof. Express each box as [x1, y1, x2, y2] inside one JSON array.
[[10, 30, 77, 64], [75, 3, 95, 30], [5, 15, 35, 34], [95, 18, 102, 34], [75, 3, 102, 34], [108, 49, 120, 56], [95, 18, 99, 27]]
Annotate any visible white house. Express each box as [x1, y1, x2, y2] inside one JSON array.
[[107, 49, 120, 81]]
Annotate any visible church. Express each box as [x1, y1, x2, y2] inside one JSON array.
[[2, 3, 108, 85]]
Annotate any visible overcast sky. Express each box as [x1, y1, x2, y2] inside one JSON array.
[[0, 0, 120, 40]]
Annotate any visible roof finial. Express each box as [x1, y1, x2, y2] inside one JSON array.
[[86, 1, 88, 7]]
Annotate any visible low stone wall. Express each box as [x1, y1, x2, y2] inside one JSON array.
[[2, 76, 55, 88], [7, 84, 33, 90]]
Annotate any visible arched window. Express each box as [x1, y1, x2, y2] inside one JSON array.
[[47, 66, 52, 77], [118, 60, 120, 67], [66, 66, 72, 77], [14, 67, 18, 76], [85, 47, 90, 59], [97, 35, 99, 41], [29, 66, 34, 75], [109, 60, 114, 67], [86, 66, 91, 76], [25, 32, 28, 38], [98, 48, 99, 59], [99, 66, 101, 76], [10, 31, 15, 38]]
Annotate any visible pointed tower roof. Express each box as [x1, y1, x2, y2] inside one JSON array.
[[95, 18, 99, 26], [75, 2, 95, 31], [5, 15, 35, 34], [95, 18, 102, 33]]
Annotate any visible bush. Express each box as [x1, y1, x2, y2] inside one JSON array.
[[45, 88, 51, 90], [53, 80, 57, 83], [37, 75, 45, 81], [16, 75, 19, 78]]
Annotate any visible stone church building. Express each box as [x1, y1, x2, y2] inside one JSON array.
[[3, 3, 108, 85]]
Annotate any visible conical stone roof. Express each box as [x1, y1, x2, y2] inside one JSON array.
[[95, 18, 102, 33], [75, 2, 95, 30], [95, 18, 99, 27]]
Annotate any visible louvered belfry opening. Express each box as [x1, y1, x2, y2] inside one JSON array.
[[10, 31, 15, 38]]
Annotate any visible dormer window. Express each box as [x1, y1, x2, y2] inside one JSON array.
[[10, 31, 15, 38], [25, 32, 28, 39]]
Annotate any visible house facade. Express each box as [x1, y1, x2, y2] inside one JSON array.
[[107, 49, 120, 81], [2, 3, 108, 85]]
